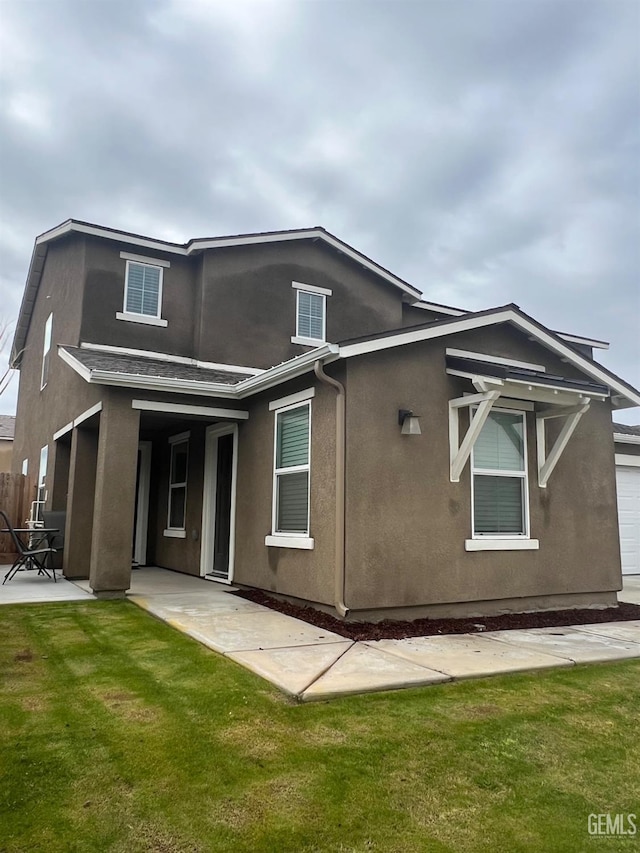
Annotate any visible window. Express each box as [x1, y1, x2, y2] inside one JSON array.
[[124, 261, 163, 317], [471, 409, 528, 537], [116, 252, 169, 327], [166, 433, 189, 536], [22, 458, 28, 476], [272, 402, 311, 537], [291, 282, 332, 345], [36, 445, 48, 521], [41, 313, 53, 389]]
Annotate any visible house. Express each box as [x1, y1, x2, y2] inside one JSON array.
[[0, 415, 15, 472], [10, 219, 640, 619], [613, 424, 640, 576]]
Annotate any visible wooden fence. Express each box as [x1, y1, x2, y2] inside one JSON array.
[[0, 473, 36, 560]]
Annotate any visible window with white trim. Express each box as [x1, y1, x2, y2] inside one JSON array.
[[167, 434, 189, 531], [36, 445, 48, 521], [296, 290, 325, 341], [41, 313, 53, 389], [272, 402, 311, 536], [124, 260, 163, 318], [471, 408, 528, 537]]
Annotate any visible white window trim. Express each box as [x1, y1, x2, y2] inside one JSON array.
[[268, 387, 315, 411], [116, 312, 168, 327], [294, 285, 328, 344], [470, 406, 531, 542], [269, 399, 312, 542], [264, 535, 315, 549], [292, 281, 332, 296], [166, 433, 189, 534], [120, 250, 171, 268], [465, 539, 539, 551], [41, 313, 53, 390], [121, 258, 166, 323]]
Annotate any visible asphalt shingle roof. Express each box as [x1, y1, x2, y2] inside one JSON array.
[[62, 347, 253, 385], [0, 414, 15, 439], [613, 423, 640, 436]]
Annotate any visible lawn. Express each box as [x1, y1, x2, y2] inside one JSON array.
[[1, 601, 638, 853]]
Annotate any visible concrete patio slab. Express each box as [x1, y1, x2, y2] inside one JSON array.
[[571, 621, 640, 643], [369, 633, 572, 679], [301, 643, 450, 701], [74, 566, 226, 597], [227, 641, 354, 696], [0, 569, 94, 604], [131, 591, 265, 619], [485, 626, 640, 663], [137, 600, 347, 654]]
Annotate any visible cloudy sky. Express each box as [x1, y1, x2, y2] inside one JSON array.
[[1, 0, 638, 421]]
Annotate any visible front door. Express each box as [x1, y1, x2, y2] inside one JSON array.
[[201, 425, 237, 582]]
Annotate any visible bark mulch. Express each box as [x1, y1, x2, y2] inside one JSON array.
[[234, 589, 640, 642]]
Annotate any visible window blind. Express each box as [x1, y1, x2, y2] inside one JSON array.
[[276, 471, 309, 532], [297, 291, 324, 340], [473, 410, 524, 471], [126, 263, 160, 316], [277, 407, 309, 468], [474, 475, 524, 534]]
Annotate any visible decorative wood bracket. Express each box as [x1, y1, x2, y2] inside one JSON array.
[[448, 390, 501, 482], [536, 401, 590, 487]]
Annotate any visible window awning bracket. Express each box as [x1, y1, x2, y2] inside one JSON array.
[[449, 390, 501, 482], [536, 401, 590, 488]]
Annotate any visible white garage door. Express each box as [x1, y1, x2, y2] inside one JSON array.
[[616, 465, 640, 575]]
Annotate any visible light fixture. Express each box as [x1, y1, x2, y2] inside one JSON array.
[[398, 409, 422, 435]]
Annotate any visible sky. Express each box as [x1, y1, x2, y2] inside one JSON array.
[[0, 0, 638, 421]]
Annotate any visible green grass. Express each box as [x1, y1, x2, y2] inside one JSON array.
[[1, 601, 638, 853]]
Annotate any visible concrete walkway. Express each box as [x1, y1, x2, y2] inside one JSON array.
[[4, 566, 640, 701]]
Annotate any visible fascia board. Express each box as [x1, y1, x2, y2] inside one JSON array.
[[88, 371, 239, 397], [36, 221, 188, 255], [338, 311, 515, 357], [614, 433, 640, 445], [235, 344, 340, 398], [339, 309, 640, 408], [190, 230, 421, 298], [57, 346, 92, 381]]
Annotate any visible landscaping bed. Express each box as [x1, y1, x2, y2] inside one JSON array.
[[235, 589, 640, 641]]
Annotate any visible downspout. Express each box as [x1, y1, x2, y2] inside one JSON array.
[[314, 359, 349, 618]]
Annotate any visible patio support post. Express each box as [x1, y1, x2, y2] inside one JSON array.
[[63, 426, 98, 579], [89, 396, 140, 598]]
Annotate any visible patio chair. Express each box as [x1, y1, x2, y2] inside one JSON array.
[[0, 510, 57, 584]]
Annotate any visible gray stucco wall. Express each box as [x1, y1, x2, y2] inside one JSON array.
[[342, 325, 622, 612], [232, 374, 338, 605]]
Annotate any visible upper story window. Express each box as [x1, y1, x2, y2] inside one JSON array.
[[291, 281, 332, 346], [41, 313, 53, 390], [116, 252, 169, 328], [471, 408, 529, 538]]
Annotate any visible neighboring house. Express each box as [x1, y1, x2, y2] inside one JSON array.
[[0, 414, 15, 472], [613, 424, 640, 576], [10, 219, 640, 619]]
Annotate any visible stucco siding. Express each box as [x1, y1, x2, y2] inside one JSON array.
[[343, 329, 622, 612], [198, 242, 403, 369], [233, 374, 337, 605]]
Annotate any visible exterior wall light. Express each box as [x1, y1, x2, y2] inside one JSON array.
[[398, 409, 422, 435]]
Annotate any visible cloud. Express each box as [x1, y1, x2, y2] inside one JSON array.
[[0, 0, 638, 420]]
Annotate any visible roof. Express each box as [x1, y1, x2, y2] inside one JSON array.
[[56, 305, 640, 410], [59, 347, 253, 388], [11, 220, 421, 365], [613, 422, 640, 446], [411, 300, 609, 350], [337, 304, 640, 409], [0, 414, 15, 440], [445, 354, 609, 398]]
